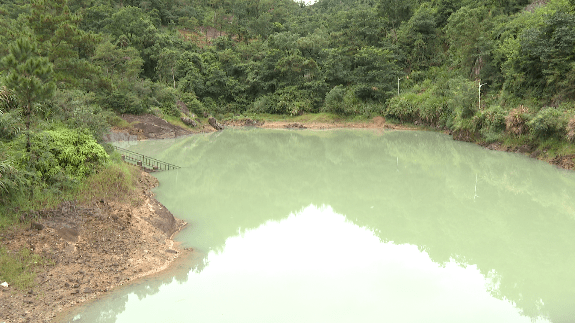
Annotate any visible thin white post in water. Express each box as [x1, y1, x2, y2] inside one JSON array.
[[474, 173, 479, 200]]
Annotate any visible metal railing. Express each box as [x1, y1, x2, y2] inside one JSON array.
[[113, 146, 181, 171]]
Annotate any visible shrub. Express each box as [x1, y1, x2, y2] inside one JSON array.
[[250, 95, 276, 114], [104, 90, 145, 114], [0, 111, 22, 140], [447, 78, 477, 121], [385, 93, 418, 122], [324, 85, 346, 114], [150, 106, 163, 117], [275, 87, 312, 116], [527, 107, 567, 139], [180, 92, 206, 116], [20, 128, 109, 185], [50, 90, 114, 142], [160, 103, 181, 117], [566, 117, 575, 142], [0, 86, 17, 112], [0, 158, 25, 204], [505, 105, 530, 136], [474, 105, 507, 132]]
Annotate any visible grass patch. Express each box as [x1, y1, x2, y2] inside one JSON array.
[[0, 188, 72, 228], [0, 158, 139, 228], [163, 114, 190, 129], [74, 157, 140, 204], [0, 246, 51, 290], [534, 138, 575, 160]]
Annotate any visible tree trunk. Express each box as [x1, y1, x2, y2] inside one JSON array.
[[26, 99, 31, 153], [172, 67, 176, 88]]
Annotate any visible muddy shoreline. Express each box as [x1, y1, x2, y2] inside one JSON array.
[[0, 172, 188, 323]]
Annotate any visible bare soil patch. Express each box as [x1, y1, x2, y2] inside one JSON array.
[[0, 172, 188, 323], [223, 116, 415, 131]]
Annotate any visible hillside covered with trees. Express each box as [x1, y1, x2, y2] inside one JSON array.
[[2, 0, 575, 215]]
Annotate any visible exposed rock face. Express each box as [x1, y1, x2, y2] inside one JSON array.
[[181, 117, 197, 127], [208, 117, 224, 131]]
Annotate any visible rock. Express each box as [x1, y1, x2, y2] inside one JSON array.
[[30, 221, 44, 231], [285, 123, 307, 129], [208, 117, 224, 131], [516, 144, 532, 154], [181, 117, 197, 127], [83, 287, 94, 294], [165, 249, 178, 254]]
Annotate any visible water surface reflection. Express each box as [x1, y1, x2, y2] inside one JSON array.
[[67, 129, 575, 322]]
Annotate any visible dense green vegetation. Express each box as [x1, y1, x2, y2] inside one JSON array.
[[2, 0, 575, 216]]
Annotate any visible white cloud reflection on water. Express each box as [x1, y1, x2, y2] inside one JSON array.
[[114, 205, 547, 323]]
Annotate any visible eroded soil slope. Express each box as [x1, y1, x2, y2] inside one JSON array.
[[0, 172, 188, 323]]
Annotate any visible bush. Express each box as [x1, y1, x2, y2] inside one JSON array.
[[0, 86, 17, 112], [104, 90, 145, 114], [0, 111, 22, 140], [474, 105, 507, 132], [50, 90, 114, 142], [323, 86, 346, 114], [447, 78, 477, 121], [19, 128, 109, 185], [385, 93, 418, 122], [505, 105, 530, 136], [323, 86, 376, 116], [527, 107, 567, 139], [180, 92, 206, 116], [250, 95, 276, 114], [567, 117, 575, 142], [275, 87, 312, 116], [0, 158, 26, 204]]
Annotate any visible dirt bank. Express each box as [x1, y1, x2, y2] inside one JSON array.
[[222, 116, 417, 131], [0, 171, 188, 323]]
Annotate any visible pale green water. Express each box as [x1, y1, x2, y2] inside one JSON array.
[[67, 129, 575, 322]]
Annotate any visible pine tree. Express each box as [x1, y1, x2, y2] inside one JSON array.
[[2, 38, 55, 151]]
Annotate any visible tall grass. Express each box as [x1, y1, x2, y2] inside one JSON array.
[[0, 156, 140, 227], [74, 154, 140, 204]]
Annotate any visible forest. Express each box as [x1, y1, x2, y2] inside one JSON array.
[[1, 0, 575, 216]]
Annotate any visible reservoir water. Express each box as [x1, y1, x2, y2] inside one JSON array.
[[66, 129, 575, 322]]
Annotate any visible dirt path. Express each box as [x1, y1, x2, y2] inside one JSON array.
[[0, 172, 188, 323]]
